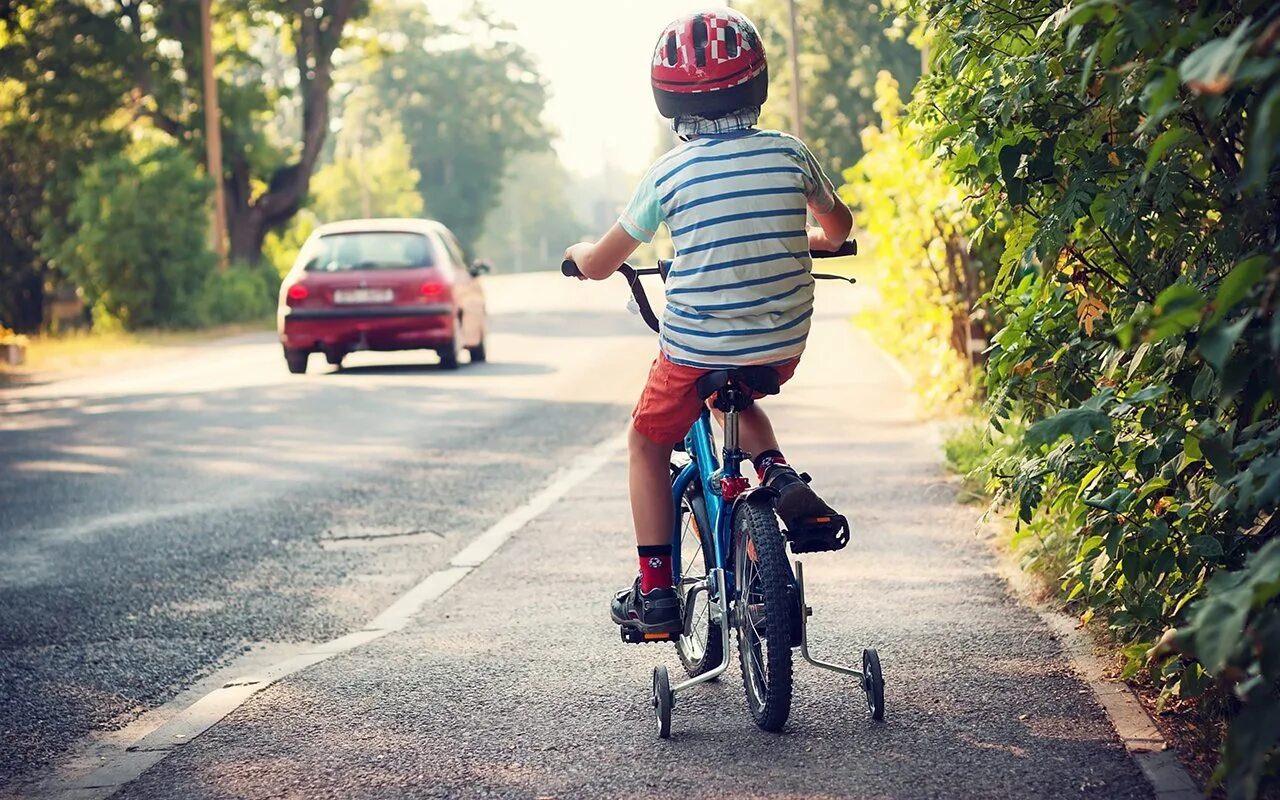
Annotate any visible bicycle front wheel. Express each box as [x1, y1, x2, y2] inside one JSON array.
[[733, 500, 795, 732]]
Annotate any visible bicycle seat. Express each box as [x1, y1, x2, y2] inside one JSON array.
[[695, 366, 781, 403]]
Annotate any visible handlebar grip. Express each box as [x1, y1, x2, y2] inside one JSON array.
[[811, 239, 858, 258], [561, 259, 583, 278]]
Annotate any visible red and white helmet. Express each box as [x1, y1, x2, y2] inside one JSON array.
[[650, 8, 769, 119]]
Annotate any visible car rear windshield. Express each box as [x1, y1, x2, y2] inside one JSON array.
[[303, 232, 435, 272]]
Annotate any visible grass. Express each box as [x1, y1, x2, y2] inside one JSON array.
[[0, 319, 273, 380]]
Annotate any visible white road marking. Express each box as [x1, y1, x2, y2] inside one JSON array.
[[33, 432, 627, 800]]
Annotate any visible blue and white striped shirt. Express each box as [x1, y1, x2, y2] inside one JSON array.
[[619, 129, 837, 369]]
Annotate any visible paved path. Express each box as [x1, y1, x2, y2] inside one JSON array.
[[1, 273, 1150, 799]]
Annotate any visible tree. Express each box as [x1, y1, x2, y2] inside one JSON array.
[[367, 7, 549, 248], [311, 91, 423, 222], [475, 149, 582, 272], [0, 0, 131, 330], [47, 138, 215, 329], [742, 0, 921, 178], [5, 0, 371, 264]]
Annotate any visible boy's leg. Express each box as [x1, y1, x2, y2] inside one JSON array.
[[731, 399, 844, 544], [628, 425, 675, 548], [613, 355, 706, 633], [611, 426, 682, 633], [736, 404, 781, 457]]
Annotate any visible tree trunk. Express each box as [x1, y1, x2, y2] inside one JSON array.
[[226, 205, 268, 265], [207, 0, 358, 264]]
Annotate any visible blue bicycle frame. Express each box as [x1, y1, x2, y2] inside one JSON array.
[[669, 408, 729, 587]]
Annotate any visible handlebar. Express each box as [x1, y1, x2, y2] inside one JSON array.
[[814, 239, 858, 258], [562, 240, 857, 334]]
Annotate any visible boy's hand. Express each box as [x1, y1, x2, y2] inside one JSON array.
[[564, 224, 642, 281], [807, 227, 839, 253], [563, 242, 593, 280]]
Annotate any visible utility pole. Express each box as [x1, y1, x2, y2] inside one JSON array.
[[786, 0, 803, 139], [200, 0, 228, 270]]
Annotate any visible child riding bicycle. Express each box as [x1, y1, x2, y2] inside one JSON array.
[[563, 8, 854, 636]]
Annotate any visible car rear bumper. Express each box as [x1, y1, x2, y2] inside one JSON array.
[[279, 304, 456, 352]]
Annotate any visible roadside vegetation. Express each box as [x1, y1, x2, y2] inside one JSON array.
[[835, 1, 1277, 795]]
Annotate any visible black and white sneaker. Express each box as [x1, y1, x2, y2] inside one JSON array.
[[762, 465, 851, 553], [610, 576, 682, 634]]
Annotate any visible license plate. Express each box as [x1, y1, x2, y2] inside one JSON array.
[[333, 288, 394, 304]]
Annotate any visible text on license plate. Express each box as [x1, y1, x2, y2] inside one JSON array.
[[333, 288, 394, 304]]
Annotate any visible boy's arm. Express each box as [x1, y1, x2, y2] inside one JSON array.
[[808, 198, 854, 252], [793, 136, 854, 252], [563, 223, 643, 281]]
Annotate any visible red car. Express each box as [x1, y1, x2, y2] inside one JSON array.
[[277, 219, 488, 373]]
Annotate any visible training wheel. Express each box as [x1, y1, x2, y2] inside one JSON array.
[[652, 665, 673, 738], [861, 648, 885, 721]]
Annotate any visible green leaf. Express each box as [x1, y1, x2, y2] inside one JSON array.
[[1179, 20, 1252, 94], [1125, 384, 1169, 404], [1192, 365, 1216, 401], [1142, 128, 1188, 181], [1197, 432, 1237, 477], [1184, 434, 1203, 461], [1078, 535, 1105, 559], [998, 140, 1031, 206], [1026, 405, 1112, 447], [1243, 83, 1280, 188], [1148, 284, 1205, 341], [1207, 256, 1269, 327], [1198, 310, 1255, 371], [1188, 535, 1225, 558]]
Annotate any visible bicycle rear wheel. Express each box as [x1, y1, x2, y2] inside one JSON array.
[[733, 501, 795, 732], [674, 479, 724, 677]]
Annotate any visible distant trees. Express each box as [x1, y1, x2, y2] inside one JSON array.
[[363, 5, 550, 248], [743, 0, 921, 178], [0, 0, 572, 331]]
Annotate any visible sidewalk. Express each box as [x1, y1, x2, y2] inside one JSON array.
[[106, 311, 1152, 799]]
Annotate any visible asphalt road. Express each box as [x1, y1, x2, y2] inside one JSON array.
[[1, 272, 1151, 799]]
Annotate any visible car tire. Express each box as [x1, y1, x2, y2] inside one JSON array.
[[438, 319, 463, 370], [467, 334, 487, 364], [284, 348, 309, 375], [324, 350, 345, 369]]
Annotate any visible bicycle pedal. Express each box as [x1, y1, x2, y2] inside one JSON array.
[[785, 513, 851, 554], [620, 626, 681, 644]]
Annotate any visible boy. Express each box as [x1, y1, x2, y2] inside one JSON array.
[[563, 8, 853, 635]]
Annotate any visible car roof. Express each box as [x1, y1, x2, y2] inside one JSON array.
[[311, 218, 451, 237]]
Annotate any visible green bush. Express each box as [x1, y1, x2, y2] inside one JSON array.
[[943, 421, 999, 496], [45, 139, 215, 329], [907, 0, 1279, 794], [199, 263, 279, 325]]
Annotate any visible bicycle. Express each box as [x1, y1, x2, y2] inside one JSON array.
[[561, 241, 885, 738]]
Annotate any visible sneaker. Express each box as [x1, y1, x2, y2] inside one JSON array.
[[610, 576, 682, 634], [762, 465, 850, 553]]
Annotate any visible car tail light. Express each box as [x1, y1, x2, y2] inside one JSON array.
[[420, 281, 446, 299], [286, 283, 309, 302]]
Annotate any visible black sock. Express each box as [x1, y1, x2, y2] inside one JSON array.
[[755, 449, 788, 481]]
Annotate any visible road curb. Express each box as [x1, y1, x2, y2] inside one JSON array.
[[992, 540, 1202, 800]]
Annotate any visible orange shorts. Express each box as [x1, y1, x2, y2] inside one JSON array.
[[632, 353, 800, 446]]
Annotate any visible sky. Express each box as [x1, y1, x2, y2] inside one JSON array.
[[431, 0, 715, 178]]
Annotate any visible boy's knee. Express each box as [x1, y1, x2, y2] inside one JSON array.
[[629, 424, 672, 460]]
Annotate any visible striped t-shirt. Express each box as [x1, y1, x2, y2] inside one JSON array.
[[619, 128, 837, 369]]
